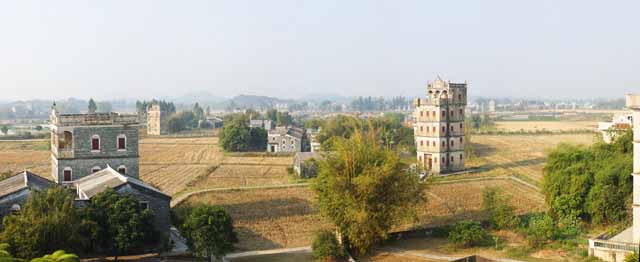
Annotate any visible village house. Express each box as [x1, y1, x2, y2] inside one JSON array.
[[249, 119, 273, 131], [598, 113, 632, 143], [0, 171, 53, 221], [147, 104, 166, 136], [267, 127, 304, 153], [292, 152, 323, 178]]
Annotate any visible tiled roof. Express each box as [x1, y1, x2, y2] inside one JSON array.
[[0, 171, 53, 198], [74, 166, 170, 200]]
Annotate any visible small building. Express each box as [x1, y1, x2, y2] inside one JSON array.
[[0, 171, 53, 220], [598, 114, 632, 143], [293, 152, 323, 178], [267, 127, 304, 153], [205, 116, 224, 129], [249, 119, 273, 131], [74, 166, 172, 233]]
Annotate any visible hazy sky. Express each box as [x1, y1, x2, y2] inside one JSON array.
[[1, 0, 638, 101]]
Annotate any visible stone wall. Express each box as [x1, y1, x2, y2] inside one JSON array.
[[55, 157, 139, 182], [114, 184, 171, 234]]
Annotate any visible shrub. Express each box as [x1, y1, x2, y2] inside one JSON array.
[[312, 230, 344, 261], [624, 252, 638, 262], [524, 213, 555, 248], [482, 188, 520, 230], [448, 220, 489, 248]]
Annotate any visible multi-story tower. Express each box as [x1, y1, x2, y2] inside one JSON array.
[[413, 76, 467, 174], [626, 94, 640, 244], [50, 105, 140, 183], [147, 104, 166, 135]]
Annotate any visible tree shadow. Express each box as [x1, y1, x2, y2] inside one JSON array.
[[234, 226, 283, 251]]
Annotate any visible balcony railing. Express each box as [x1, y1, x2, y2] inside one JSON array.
[[57, 149, 74, 159]]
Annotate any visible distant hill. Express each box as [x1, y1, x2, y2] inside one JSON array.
[[226, 95, 295, 109], [170, 91, 227, 105]]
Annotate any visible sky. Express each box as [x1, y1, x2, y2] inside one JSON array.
[[0, 0, 638, 101]]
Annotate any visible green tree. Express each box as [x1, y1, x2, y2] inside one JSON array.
[[219, 118, 251, 152], [181, 205, 237, 262], [524, 213, 555, 248], [248, 127, 267, 151], [311, 230, 344, 261], [312, 129, 425, 255], [87, 98, 97, 114], [0, 243, 18, 262], [30, 250, 79, 262], [0, 126, 8, 135], [624, 252, 639, 262], [1, 187, 84, 259], [482, 188, 520, 229], [447, 220, 489, 248], [82, 189, 156, 260]]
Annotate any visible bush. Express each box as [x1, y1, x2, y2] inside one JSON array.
[[311, 230, 344, 261], [482, 188, 520, 230], [624, 252, 638, 262], [448, 220, 489, 248], [524, 213, 555, 248]]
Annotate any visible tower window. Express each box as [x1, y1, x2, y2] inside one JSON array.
[[420, 111, 423, 117], [451, 156, 454, 162], [91, 166, 101, 173], [118, 165, 127, 175], [117, 135, 126, 150], [63, 168, 72, 182], [91, 135, 100, 151], [432, 111, 436, 117]]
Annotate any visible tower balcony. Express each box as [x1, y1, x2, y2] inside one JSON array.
[[56, 149, 74, 159]]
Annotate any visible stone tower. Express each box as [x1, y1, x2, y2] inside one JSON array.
[[50, 106, 140, 183], [147, 104, 166, 136], [413, 76, 467, 174], [626, 94, 640, 243]]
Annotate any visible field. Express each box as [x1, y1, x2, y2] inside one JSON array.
[[494, 121, 597, 132], [182, 179, 545, 251], [465, 133, 595, 184], [0, 140, 50, 177]]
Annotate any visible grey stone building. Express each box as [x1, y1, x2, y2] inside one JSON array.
[[413, 76, 467, 174], [0, 171, 53, 221], [50, 106, 140, 183], [293, 152, 322, 178], [267, 127, 304, 153], [74, 166, 171, 233], [250, 119, 273, 131]]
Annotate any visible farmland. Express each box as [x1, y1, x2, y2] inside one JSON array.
[[182, 179, 545, 251], [493, 121, 597, 132], [0, 140, 50, 177]]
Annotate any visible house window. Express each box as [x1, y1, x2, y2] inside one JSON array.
[[10, 204, 21, 214], [420, 126, 423, 132], [460, 137, 463, 143], [117, 135, 126, 150], [420, 141, 423, 146], [460, 109, 464, 117], [441, 111, 445, 117], [432, 111, 436, 117], [451, 125, 455, 132], [91, 166, 101, 173], [432, 141, 435, 147], [91, 135, 100, 151], [441, 126, 445, 132], [451, 156, 454, 162], [458, 94, 462, 100], [451, 140, 454, 147], [460, 123, 463, 129], [140, 201, 149, 210], [118, 165, 127, 175], [420, 111, 423, 117], [460, 154, 463, 160], [63, 168, 72, 182], [432, 127, 436, 132]]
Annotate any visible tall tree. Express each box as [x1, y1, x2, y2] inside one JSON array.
[[87, 98, 97, 114], [1, 187, 84, 259], [181, 205, 237, 262], [312, 129, 425, 255], [0, 125, 8, 135]]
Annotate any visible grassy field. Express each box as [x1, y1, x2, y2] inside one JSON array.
[[0, 140, 50, 177], [464, 133, 595, 184], [494, 121, 597, 132], [182, 179, 545, 251]]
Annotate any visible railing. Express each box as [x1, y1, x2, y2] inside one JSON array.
[[57, 149, 74, 159], [589, 238, 639, 253]]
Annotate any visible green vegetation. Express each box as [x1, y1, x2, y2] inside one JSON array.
[[180, 205, 238, 261], [1, 188, 159, 260], [543, 129, 632, 225], [87, 98, 97, 114], [624, 252, 639, 262], [482, 188, 520, 230], [522, 213, 555, 248], [311, 230, 345, 261], [219, 116, 267, 152], [266, 109, 293, 127], [0, 126, 8, 135], [30, 250, 79, 262], [81, 189, 157, 259], [447, 220, 490, 248], [312, 129, 425, 255]]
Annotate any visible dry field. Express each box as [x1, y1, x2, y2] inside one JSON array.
[[465, 134, 595, 184], [0, 140, 50, 176], [494, 121, 597, 132], [139, 136, 294, 196], [182, 179, 544, 251]]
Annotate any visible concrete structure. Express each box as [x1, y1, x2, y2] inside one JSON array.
[[588, 94, 640, 262], [249, 119, 273, 131], [488, 100, 496, 113], [74, 166, 171, 233], [598, 114, 633, 144], [50, 105, 140, 183], [267, 127, 304, 153], [413, 76, 467, 174], [0, 171, 53, 220], [147, 104, 166, 135]]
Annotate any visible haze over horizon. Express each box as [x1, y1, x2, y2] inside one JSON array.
[[1, 0, 638, 101]]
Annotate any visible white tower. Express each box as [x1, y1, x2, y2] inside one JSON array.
[[625, 94, 640, 243]]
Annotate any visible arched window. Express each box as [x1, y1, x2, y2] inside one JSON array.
[[442, 141, 445, 147], [451, 156, 454, 162], [432, 141, 435, 147], [420, 141, 423, 146], [432, 111, 436, 117], [432, 126, 436, 132], [10, 204, 21, 214], [117, 134, 127, 151], [91, 135, 101, 151], [460, 137, 463, 143], [460, 154, 463, 160], [63, 167, 73, 182], [91, 166, 101, 173], [451, 140, 454, 147], [118, 165, 127, 175]]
